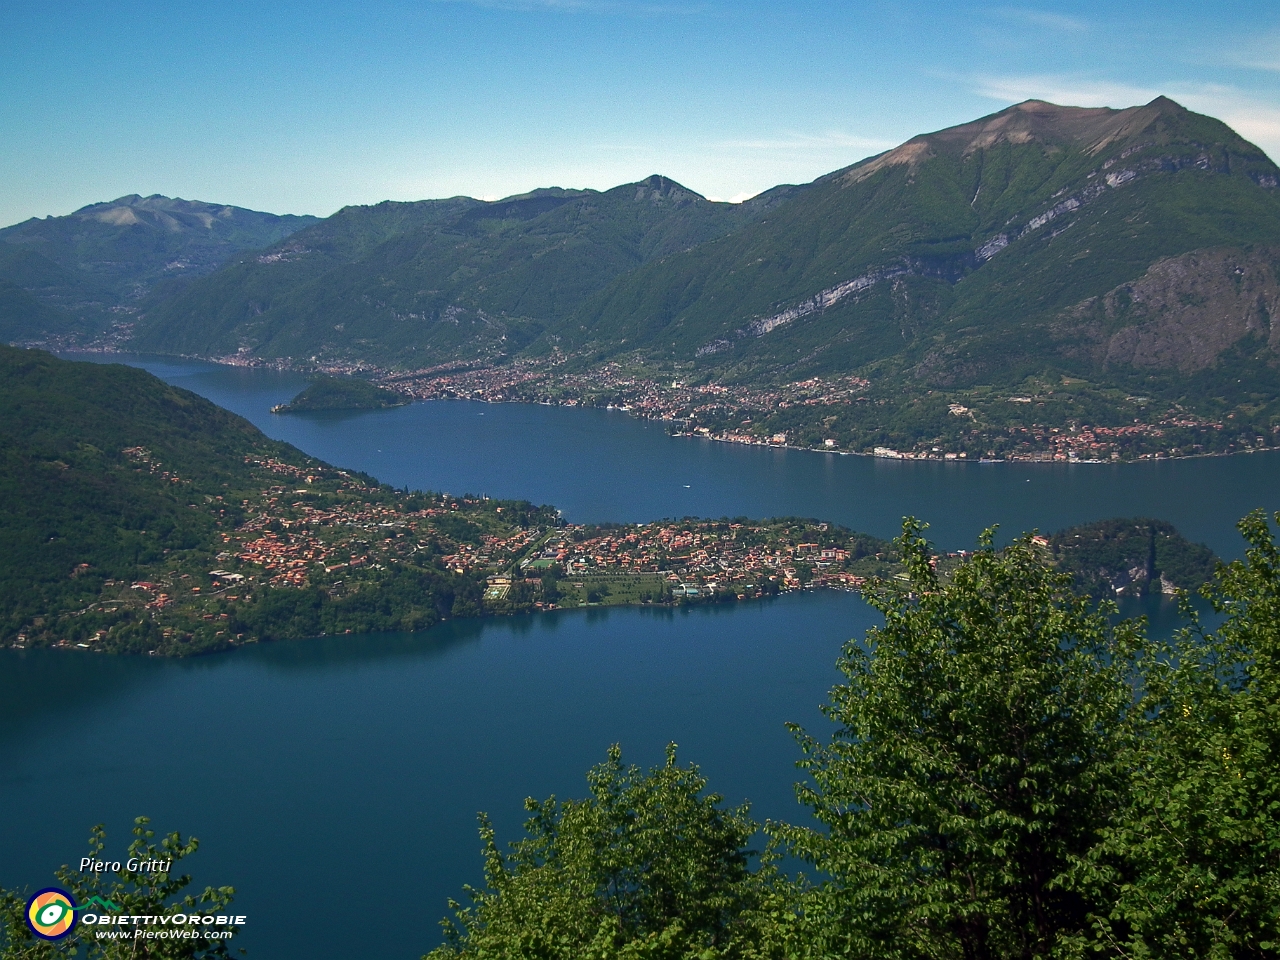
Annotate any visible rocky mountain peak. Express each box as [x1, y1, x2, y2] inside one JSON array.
[[631, 175, 703, 204], [843, 96, 1210, 186]]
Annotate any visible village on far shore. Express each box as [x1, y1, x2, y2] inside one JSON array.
[[205, 349, 1271, 464]]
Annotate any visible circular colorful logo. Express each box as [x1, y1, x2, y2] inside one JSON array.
[[26, 888, 78, 941]]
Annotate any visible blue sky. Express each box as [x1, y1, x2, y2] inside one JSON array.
[[2, 0, 1279, 226]]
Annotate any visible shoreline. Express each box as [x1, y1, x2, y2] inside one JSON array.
[[11, 572, 1193, 660], [7, 583, 859, 658], [56, 347, 1280, 466]]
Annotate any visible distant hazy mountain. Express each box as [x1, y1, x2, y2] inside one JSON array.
[[0, 195, 319, 339], [129, 176, 804, 360]]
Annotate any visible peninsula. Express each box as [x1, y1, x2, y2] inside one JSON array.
[[0, 348, 1220, 656]]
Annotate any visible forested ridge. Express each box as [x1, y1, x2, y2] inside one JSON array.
[[0, 345, 552, 655], [271, 374, 411, 412]]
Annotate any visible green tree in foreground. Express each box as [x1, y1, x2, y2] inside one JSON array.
[[0, 818, 236, 959], [426, 744, 795, 960], [1088, 509, 1280, 957], [773, 520, 1145, 960]]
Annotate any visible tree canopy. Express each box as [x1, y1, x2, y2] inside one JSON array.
[[427, 744, 793, 960], [775, 521, 1144, 959], [426, 513, 1280, 959], [1086, 509, 1280, 957]]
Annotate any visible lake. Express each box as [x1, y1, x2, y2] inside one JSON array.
[[1, 354, 1274, 959], [70, 355, 1280, 557], [2, 594, 871, 959]]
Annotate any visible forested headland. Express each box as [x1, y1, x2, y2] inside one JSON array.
[[1, 347, 1222, 656], [270, 374, 411, 413]]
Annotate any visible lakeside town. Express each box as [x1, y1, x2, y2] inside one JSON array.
[[44, 326, 1272, 462], [19, 441, 902, 655], [482, 519, 897, 608], [203, 486, 901, 618], [374, 356, 1264, 463]]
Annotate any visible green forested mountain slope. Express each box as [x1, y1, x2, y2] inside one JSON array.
[[0, 346, 545, 654], [0, 280, 73, 342], [127, 193, 485, 356], [506, 98, 1280, 458], [130, 177, 801, 362], [130, 98, 1280, 407], [0, 195, 319, 338], [568, 98, 1280, 383], [0, 344, 287, 647]]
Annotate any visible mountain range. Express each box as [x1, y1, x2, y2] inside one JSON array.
[[0, 194, 317, 341], [5, 97, 1280, 458], [128, 177, 801, 361], [579, 98, 1280, 382]]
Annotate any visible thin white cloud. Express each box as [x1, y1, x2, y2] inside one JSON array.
[[973, 75, 1159, 109], [989, 7, 1088, 32], [1235, 56, 1280, 73], [1227, 33, 1280, 73], [972, 74, 1280, 162]]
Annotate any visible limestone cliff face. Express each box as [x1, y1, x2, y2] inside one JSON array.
[[1056, 247, 1280, 372]]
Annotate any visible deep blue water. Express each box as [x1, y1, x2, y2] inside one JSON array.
[[77, 355, 1280, 558], [1, 594, 869, 960], [0, 354, 1271, 959]]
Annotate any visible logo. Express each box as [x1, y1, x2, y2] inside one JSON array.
[[26, 888, 78, 941]]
